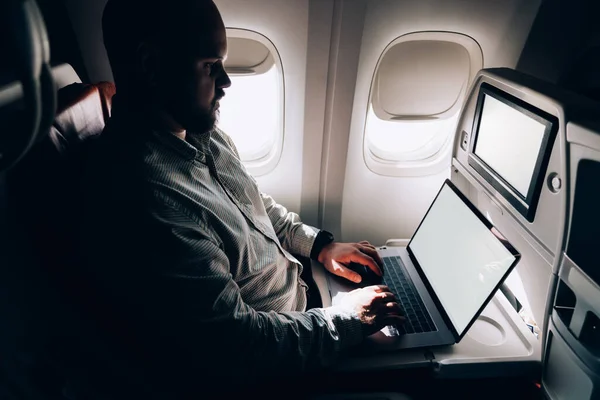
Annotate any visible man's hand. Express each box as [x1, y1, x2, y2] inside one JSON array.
[[337, 285, 405, 336], [317, 241, 383, 283]]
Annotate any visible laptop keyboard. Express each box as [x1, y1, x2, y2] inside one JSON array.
[[382, 256, 437, 335]]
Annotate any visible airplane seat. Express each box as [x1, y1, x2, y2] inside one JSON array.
[[8, 67, 115, 304], [0, 1, 67, 397], [6, 72, 160, 398], [48, 80, 115, 154], [12, 77, 117, 274]]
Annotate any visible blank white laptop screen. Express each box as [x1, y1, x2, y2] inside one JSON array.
[[408, 183, 517, 336], [474, 94, 546, 197]]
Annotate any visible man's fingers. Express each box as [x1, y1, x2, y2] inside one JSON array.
[[330, 260, 362, 283], [371, 285, 392, 292], [350, 251, 382, 277], [372, 291, 397, 304], [358, 241, 377, 251], [355, 244, 384, 275], [357, 241, 380, 261], [359, 242, 383, 271], [377, 302, 403, 316]]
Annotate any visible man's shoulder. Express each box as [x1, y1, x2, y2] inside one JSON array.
[[84, 118, 153, 177], [84, 118, 190, 205]]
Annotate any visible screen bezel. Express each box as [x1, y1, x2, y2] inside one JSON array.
[[467, 82, 558, 222], [406, 179, 521, 342]]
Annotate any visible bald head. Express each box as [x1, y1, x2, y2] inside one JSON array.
[[103, 0, 231, 133], [103, 0, 222, 85]]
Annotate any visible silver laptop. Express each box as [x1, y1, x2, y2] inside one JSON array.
[[327, 179, 520, 350]]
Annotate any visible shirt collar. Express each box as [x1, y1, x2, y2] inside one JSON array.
[[151, 129, 213, 164], [187, 131, 213, 157]]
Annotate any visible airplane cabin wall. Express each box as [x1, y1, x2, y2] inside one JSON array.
[[302, 0, 367, 234], [337, 0, 542, 245], [299, 0, 336, 228]]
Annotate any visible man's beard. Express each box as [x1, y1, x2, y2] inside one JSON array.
[[186, 92, 223, 134], [188, 108, 216, 133], [187, 100, 219, 133]]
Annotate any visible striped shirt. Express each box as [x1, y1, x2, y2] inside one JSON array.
[[80, 108, 363, 385]]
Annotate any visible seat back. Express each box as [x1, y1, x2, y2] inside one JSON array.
[[49, 81, 116, 154], [6, 71, 156, 398], [11, 80, 116, 281]]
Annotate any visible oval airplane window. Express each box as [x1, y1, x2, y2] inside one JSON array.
[[218, 29, 284, 175], [364, 32, 483, 177]]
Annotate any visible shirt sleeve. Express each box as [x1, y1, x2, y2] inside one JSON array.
[[260, 192, 319, 258], [114, 195, 363, 378], [214, 127, 319, 257]]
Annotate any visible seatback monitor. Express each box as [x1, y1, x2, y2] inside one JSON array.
[[468, 83, 558, 222]]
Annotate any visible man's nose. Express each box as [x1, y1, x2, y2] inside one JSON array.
[[218, 71, 231, 89]]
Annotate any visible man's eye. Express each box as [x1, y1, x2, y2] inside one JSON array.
[[204, 63, 215, 71], [201, 61, 223, 77]]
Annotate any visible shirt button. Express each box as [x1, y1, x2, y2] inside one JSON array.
[[198, 154, 206, 163]]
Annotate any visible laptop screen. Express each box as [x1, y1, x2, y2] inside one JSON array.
[[407, 181, 519, 337]]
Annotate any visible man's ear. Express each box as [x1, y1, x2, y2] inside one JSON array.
[[136, 42, 160, 87]]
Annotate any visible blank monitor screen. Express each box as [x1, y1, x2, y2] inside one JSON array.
[[468, 83, 557, 222], [475, 95, 545, 197], [408, 181, 519, 338]]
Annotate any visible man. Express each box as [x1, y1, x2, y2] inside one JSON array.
[[81, 0, 404, 394]]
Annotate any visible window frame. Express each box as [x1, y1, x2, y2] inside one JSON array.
[[223, 28, 285, 176], [363, 31, 483, 177]]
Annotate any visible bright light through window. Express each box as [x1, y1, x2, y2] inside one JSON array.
[[217, 66, 280, 162], [365, 105, 459, 162]]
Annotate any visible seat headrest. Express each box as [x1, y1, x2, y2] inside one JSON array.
[[49, 81, 116, 155]]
